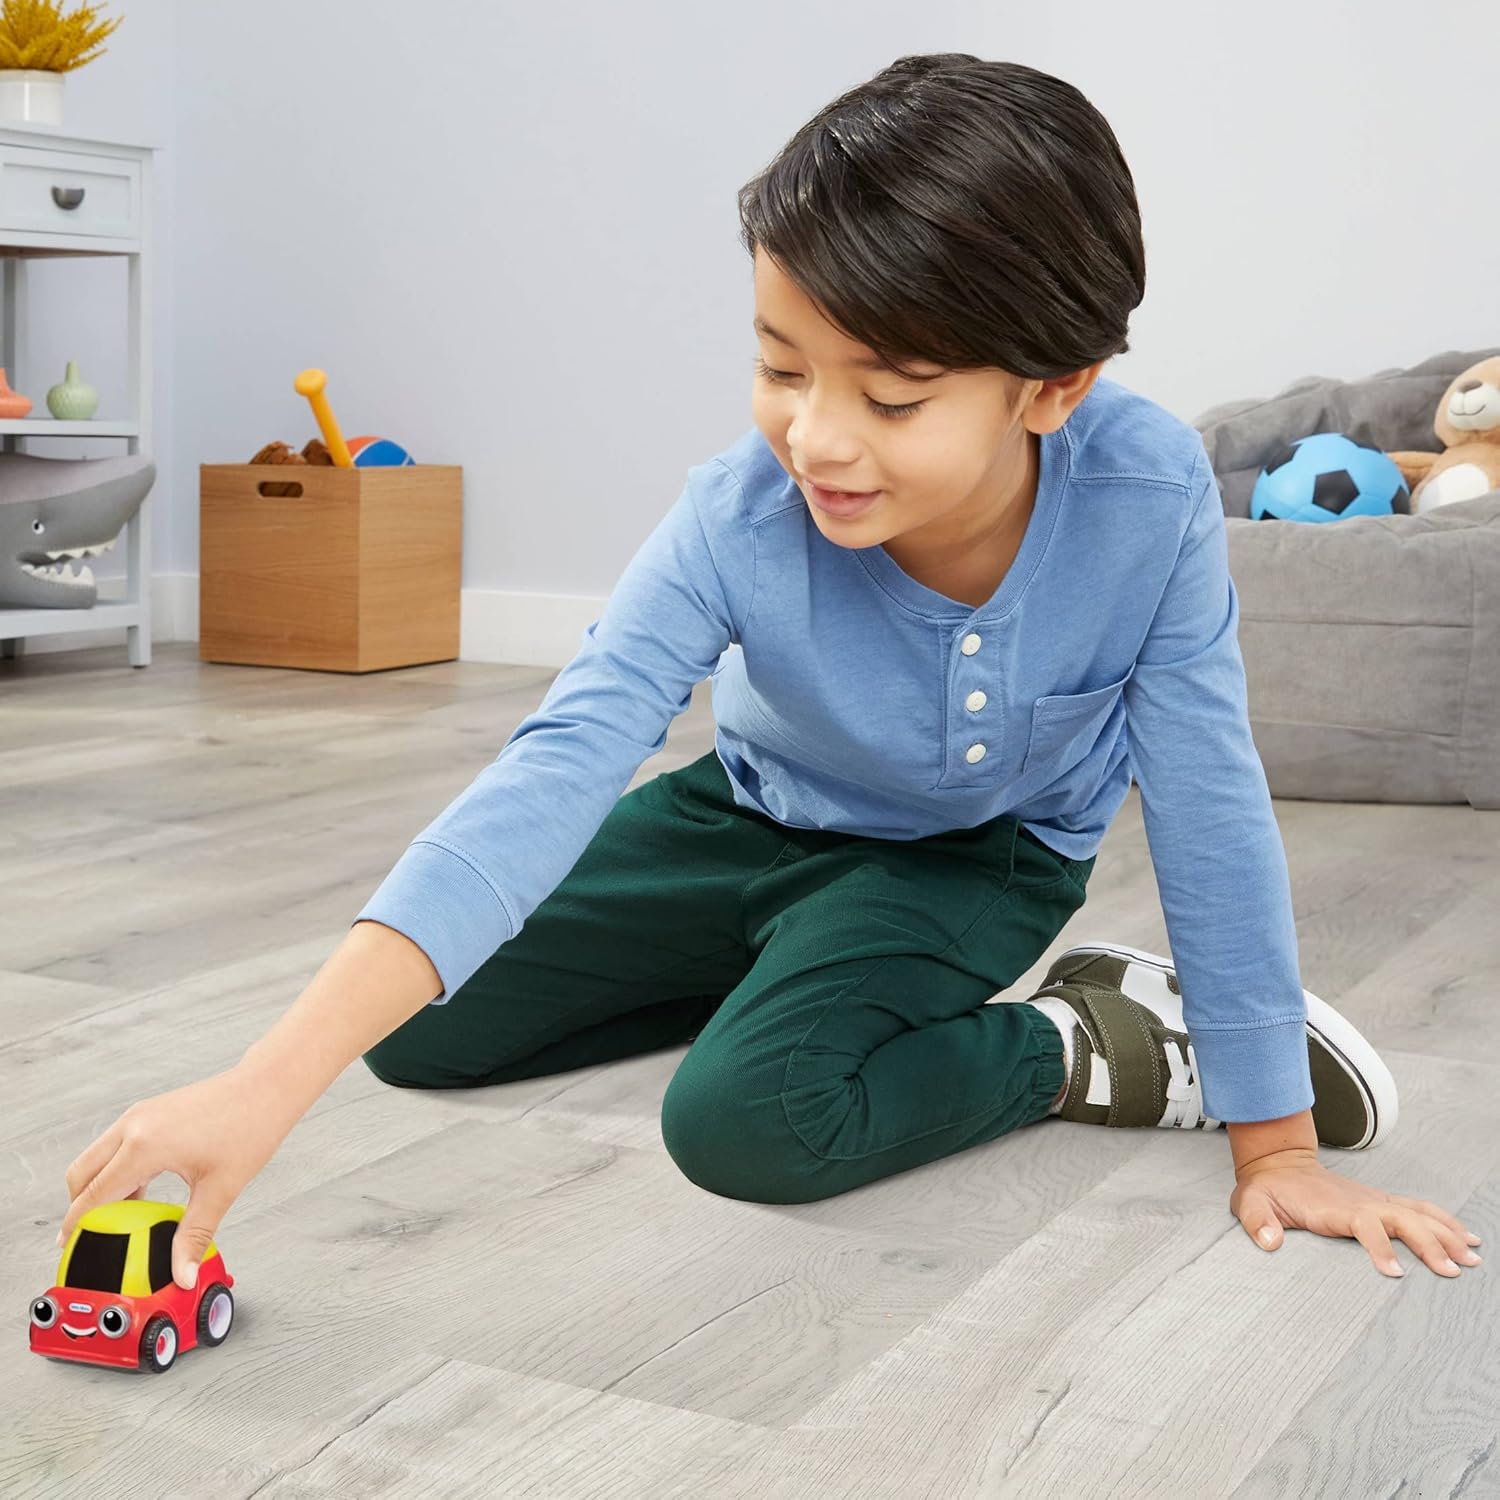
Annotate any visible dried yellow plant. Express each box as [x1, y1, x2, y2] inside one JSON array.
[[0, 0, 121, 73]]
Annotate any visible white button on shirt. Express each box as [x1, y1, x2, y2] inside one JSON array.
[[961, 639, 986, 762]]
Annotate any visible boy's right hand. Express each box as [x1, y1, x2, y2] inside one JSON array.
[[58, 1060, 301, 1290]]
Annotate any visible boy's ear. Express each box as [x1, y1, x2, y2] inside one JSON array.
[[1020, 361, 1106, 433]]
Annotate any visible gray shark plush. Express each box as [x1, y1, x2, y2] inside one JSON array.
[[0, 452, 155, 608]]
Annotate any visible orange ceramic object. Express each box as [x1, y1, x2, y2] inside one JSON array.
[[0, 367, 32, 418]]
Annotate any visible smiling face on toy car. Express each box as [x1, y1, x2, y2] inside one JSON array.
[[33, 1225, 137, 1342]]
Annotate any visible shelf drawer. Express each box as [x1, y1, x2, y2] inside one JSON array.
[[0, 144, 140, 240]]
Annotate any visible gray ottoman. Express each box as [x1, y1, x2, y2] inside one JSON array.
[[1194, 349, 1500, 809]]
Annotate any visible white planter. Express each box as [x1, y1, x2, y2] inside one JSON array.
[[0, 69, 64, 125]]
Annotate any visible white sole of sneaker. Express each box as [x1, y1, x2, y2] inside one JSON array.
[[1056, 940, 1398, 1149]]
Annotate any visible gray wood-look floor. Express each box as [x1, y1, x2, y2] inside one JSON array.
[[3, 641, 1497, 1499]]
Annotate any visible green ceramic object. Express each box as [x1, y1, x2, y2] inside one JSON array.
[[46, 360, 99, 421]]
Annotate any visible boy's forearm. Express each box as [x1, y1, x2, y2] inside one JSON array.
[[238, 920, 444, 1112], [1226, 1108, 1318, 1173]]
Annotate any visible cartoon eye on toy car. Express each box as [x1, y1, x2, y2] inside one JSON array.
[[30, 1199, 235, 1374]]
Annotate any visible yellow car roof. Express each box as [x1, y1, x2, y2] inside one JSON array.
[[68, 1199, 219, 1258], [78, 1200, 184, 1234]]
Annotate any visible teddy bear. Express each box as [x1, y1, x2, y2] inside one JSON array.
[[1385, 354, 1500, 513], [248, 438, 334, 497]]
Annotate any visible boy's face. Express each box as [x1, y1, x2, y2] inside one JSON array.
[[750, 246, 1100, 560]]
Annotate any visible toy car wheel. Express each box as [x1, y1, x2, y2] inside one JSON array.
[[139, 1313, 178, 1373], [196, 1283, 234, 1347]]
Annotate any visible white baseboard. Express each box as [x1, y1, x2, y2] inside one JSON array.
[[8, 572, 610, 669]]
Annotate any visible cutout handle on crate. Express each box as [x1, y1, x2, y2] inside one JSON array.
[[257, 480, 304, 497]]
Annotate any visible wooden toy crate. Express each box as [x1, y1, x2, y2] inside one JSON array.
[[199, 464, 462, 673]]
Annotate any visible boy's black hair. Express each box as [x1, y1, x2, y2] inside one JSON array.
[[738, 54, 1146, 390]]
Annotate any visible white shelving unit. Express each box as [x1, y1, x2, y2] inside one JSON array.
[[0, 123, 156, 668]]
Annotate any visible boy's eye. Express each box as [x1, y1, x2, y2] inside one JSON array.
[[753, 357, 926, 420]]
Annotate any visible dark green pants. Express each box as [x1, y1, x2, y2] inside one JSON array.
[[363, 748, 1094, 1204]]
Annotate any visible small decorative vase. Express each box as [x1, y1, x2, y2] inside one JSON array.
[[46, 360, 99, 420], [0, 69, 64, 125], [0, 367, 33, 418]]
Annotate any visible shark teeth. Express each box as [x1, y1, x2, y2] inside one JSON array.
[[18, 536, 117, 586], [41, 539, 118, 561], [20, 559, 96, 586]]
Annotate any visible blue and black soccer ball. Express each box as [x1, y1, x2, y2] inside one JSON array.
[[1250, 432, 1411, 523]]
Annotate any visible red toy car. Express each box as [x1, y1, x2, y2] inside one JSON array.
[[30, 1199, 235, 1374]]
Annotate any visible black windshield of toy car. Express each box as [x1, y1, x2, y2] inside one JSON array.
[[63, 1229, 129, 1293]]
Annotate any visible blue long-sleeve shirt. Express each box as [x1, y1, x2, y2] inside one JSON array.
[[354, 376, 1316, 1124]]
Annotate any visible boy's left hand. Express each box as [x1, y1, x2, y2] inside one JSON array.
[[1229, 1147, 1483, 1278]]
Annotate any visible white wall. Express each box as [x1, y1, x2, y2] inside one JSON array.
[[1023, 0, 1500, 416], [164, 0, 1003, 648], [30, 0, 1500, 662]]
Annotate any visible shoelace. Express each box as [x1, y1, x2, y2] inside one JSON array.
[[1159, 1036, 1221, 1130]]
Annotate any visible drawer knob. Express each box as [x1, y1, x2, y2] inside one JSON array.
[[51, 186, 85, 211]]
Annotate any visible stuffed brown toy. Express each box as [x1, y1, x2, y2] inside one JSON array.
[[1385, 355, 1500, 513], [249, 438, 335, 495]]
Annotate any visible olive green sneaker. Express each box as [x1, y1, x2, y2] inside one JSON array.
[[1015, 941, 1397, 1149]]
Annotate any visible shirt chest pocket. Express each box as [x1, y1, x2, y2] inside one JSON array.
[[1021, 667, 1135, 778]]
